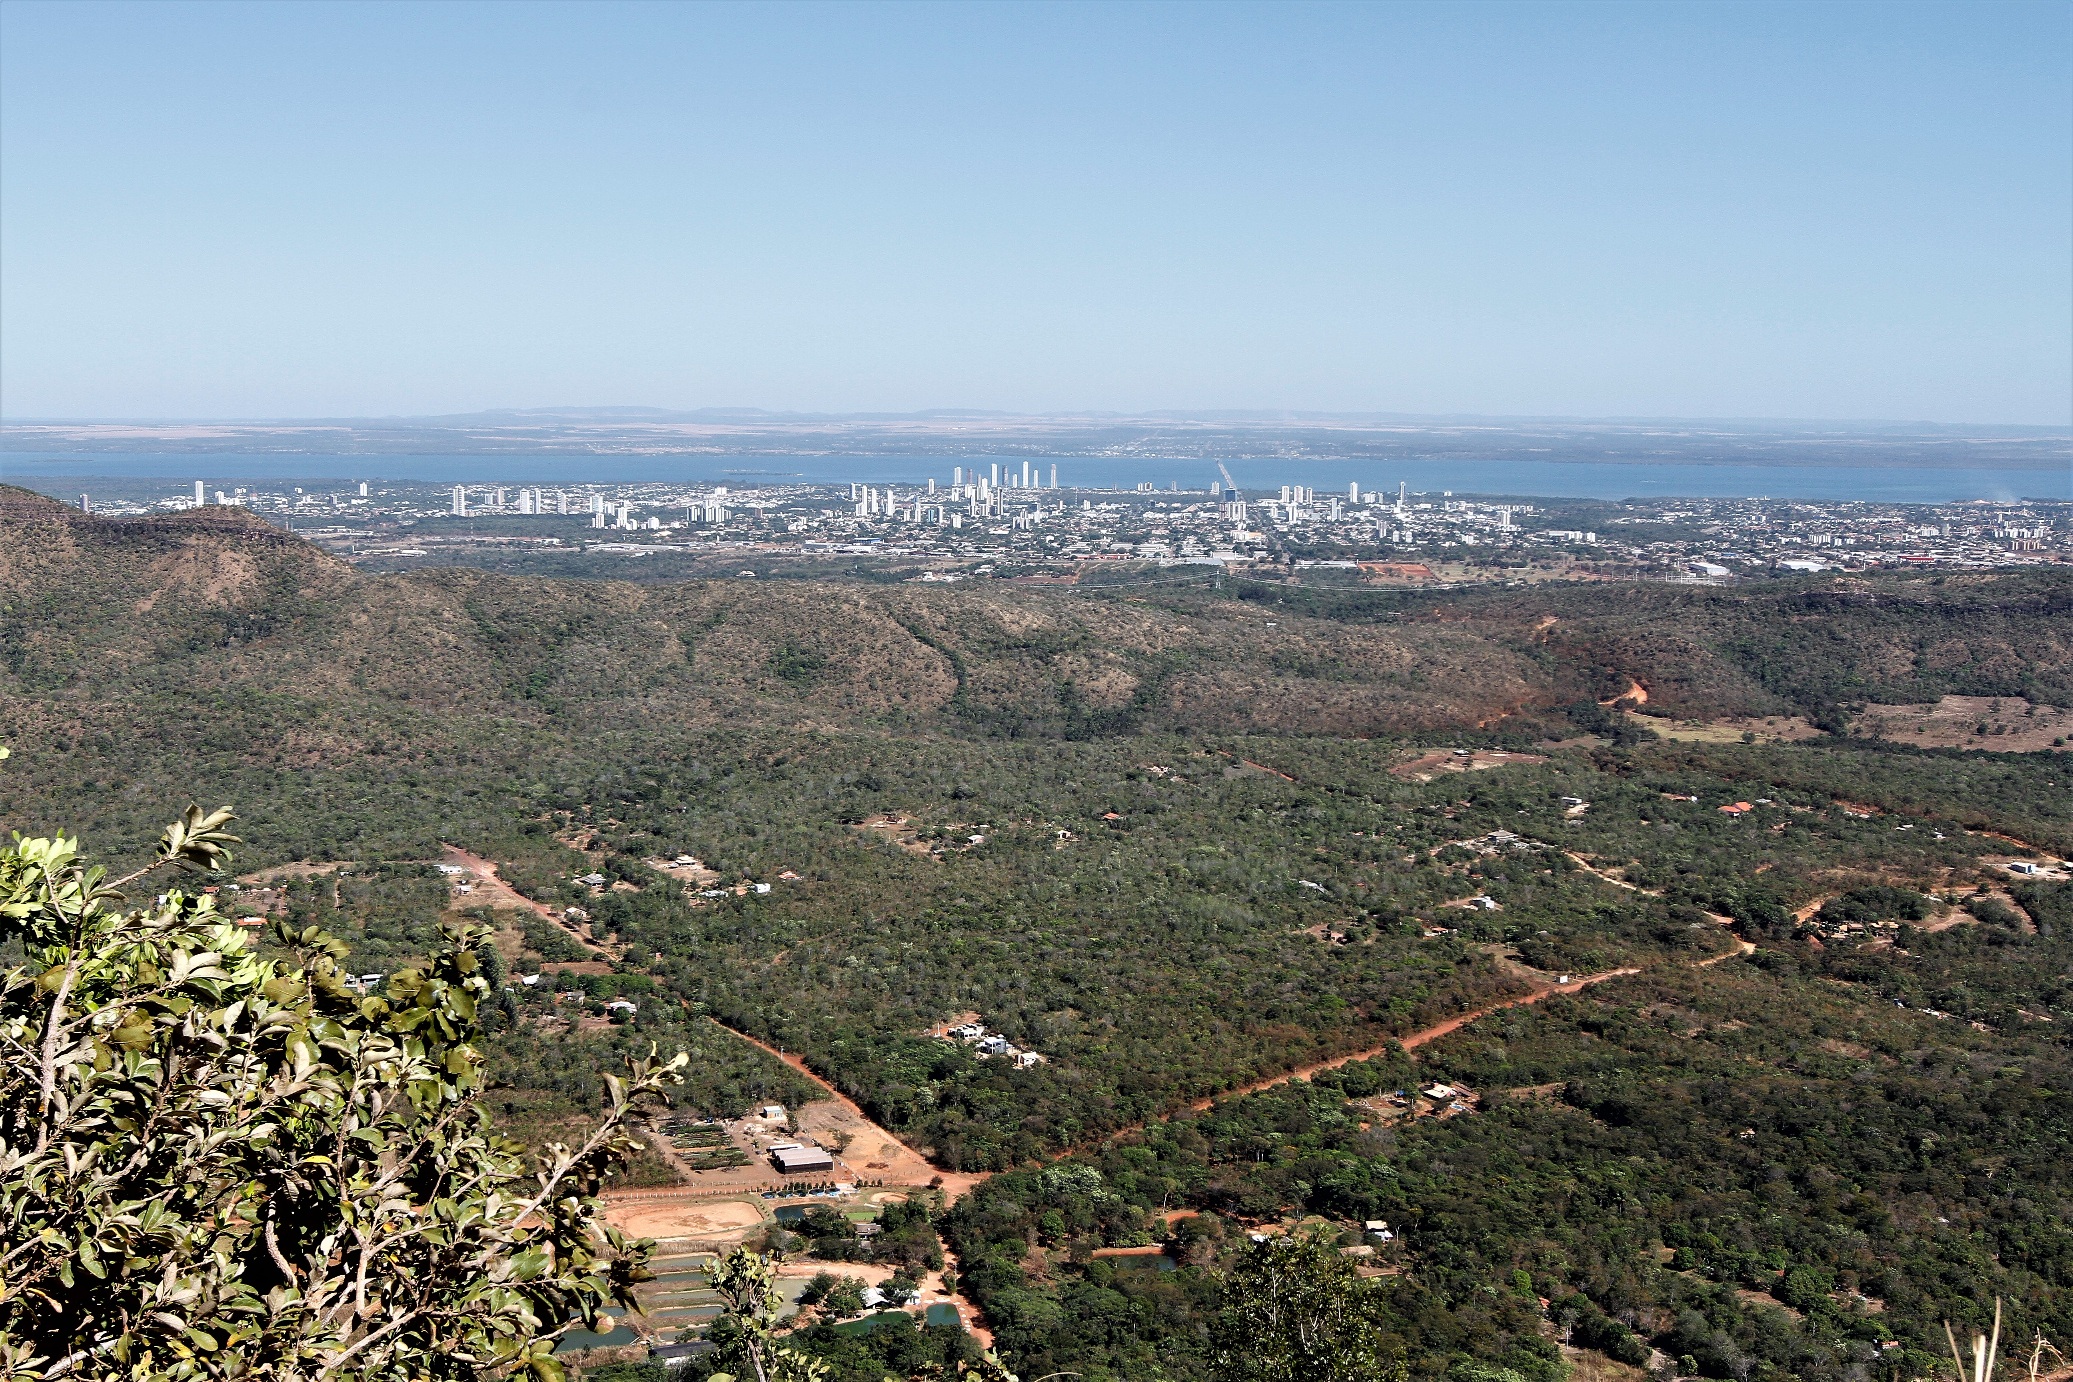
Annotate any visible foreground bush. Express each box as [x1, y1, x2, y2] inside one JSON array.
[[0, 800, 685, 1381]]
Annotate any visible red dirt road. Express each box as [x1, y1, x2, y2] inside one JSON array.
[[442, 844, 616, 960], [1186, 966, 1641, 1112], [706, 1018, 984, 1201]]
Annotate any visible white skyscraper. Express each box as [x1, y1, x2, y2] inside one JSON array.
[[990, 462, 1000, 487], [194, 480, 206, 507], [1050, 464, 1059, 488], [358, 481, 369, 497], [451, 486, 467, 516], [1350, 481, 1361, 501]]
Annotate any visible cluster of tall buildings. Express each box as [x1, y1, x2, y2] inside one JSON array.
[[848, 464, 1064, 527], [448, 486, 570, 517], [433, 484, 717, 530], [950, 461, 1059, 491]]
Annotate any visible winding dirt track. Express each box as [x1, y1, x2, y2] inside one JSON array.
[[1564, 852, 1663, 895], [702, 1018, 986, 1201], [442, 844, 618, 959], [1695, 938, 1757, 966], [1185, 966, 1642, 1113]]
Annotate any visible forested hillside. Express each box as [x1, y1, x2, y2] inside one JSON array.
[[4, 486, 2071, 1382], [942, 913, 2073, 1382], [6, 488, 2069, 761]]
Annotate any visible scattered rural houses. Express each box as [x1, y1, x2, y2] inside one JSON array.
[[941, 1019, 1048, 1068], [1368, 1082, 1481, 1124]]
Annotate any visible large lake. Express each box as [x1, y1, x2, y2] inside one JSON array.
[[2, 450, 2065, 502]]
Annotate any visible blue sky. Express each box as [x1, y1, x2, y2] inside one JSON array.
[[2, 1, 2067, 423]]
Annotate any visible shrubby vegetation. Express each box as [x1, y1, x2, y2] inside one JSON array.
[[0, 802, 685, 1379], [940, 898, 2073, 1382], [3, 494, 2068, 1379]]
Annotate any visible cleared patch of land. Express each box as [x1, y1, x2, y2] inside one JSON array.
[[1855, 695, 2073, 751], [238, 860, 352, 883], [442, 844, 620, 961], [1391, 748, 1548, 781], [606, 1195, 768, 1243], [1625, 710, 1823, 744]]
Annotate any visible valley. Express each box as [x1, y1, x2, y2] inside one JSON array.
[[2, 486, 2070, 1382]]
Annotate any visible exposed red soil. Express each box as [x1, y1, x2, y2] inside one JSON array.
[[1187, 967, 1640, 1112]]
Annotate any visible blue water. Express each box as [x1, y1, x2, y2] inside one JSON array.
[[830, 1311, 923, 1336], [2, 450, 2065, 502], [1109, 1251, 1180, 1272], [554, 1324, 641, 1353], [924, 1304, 963, 1328]]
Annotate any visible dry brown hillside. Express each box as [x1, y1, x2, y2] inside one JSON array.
[[5, 487, 2068, 745], [0, 486, 1563, 736]]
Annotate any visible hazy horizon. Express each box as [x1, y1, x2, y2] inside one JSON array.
[[3, 406, 2068, 433]]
